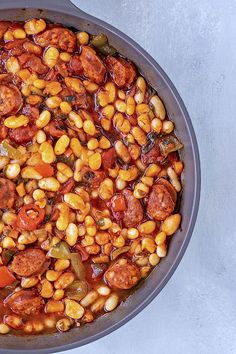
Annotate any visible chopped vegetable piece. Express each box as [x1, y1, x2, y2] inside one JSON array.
[[142, 132, 158, 155], [56, 155, 74, 168], [16, 204, 45, 231], [91, 34, 108, 48], [97, 218, 105, 227], [159, 135, 183, 157], [74, 244, 90, 262], [35, 163, 54, 177], [33, 229, 47, 238], [98, 44, 116, 56], [111, 246, 130, 260], [2, 250, 15, 265], [0, 140, 23, 160], [111, 194, 126, 212], [65, 280, 88, 301], [70, 253, 85, 280], [47, 241, 71, 259], [65, 95, 75, 102], [91, 34, 116, 56], [102, 147, 117, 170], [87, 263, 107, 283], [0, 266, 16, 288]]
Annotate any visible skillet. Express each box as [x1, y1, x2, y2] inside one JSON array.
[[0, 0, 201, 352]]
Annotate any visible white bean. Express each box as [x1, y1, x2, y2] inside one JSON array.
[[149, 95, 166, 120], [90, 297, 106, 313], [97, 285, 111, 296], [80, 290, 98, 307], [167, 167, 181, 192], [105, 294, 119, 312]]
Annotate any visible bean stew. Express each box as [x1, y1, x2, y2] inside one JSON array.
[[0, 19, 184, 335]]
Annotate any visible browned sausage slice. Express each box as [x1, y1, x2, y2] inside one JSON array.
[[80, 46, 106, 84], [0, 84, 23, 116], [69, 54, 83, 75], [4, 290, 44, 316], [0, 122, 8, 141], [9, 124, 38, 144], [0, 21, 11, 38], [11, 249, 46, 277], [157, 178, 177, 203], [0, 178, 16, 209], [105, 258, 141, 289], [123, 189, 144, 227], [34, 27, 76, 53], [18, 53, 48, 75], [4, 39, 26, 56], [106, 56, 136, 88], [4, 39, 26, 51], [147, 183, 175, 221]]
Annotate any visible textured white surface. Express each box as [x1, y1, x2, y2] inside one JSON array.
[[61, 0, 236, 353]]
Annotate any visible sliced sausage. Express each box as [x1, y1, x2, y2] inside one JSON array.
[[106, 56, 136, 88], [80, 46, 106, 84], [4, 39, 26, 56], [4, 39, 25, 51], [0, 73, 12, 84], [123, 189, 144, 227], [147, 183, 175, 221], [0, 122, 8, 141], [105, 258, 141, 289], [69, 54, 83, 75], [34, 27, 76, 53], [11, 249, 46, 277], [141, 141, 160, 165], [18, 53, 48, 75], [0, 178, 16, 209], [0, 21, 11, 38], [0, 84, 23, 116], [9, 124, 38, 144], [157, 178, 177, 203], [0, 52, 8, 73], [4, 290, 44, 316], [23, 41, 42, 55]]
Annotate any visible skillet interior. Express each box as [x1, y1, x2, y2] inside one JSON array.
[[0, 2, 200, 353]]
